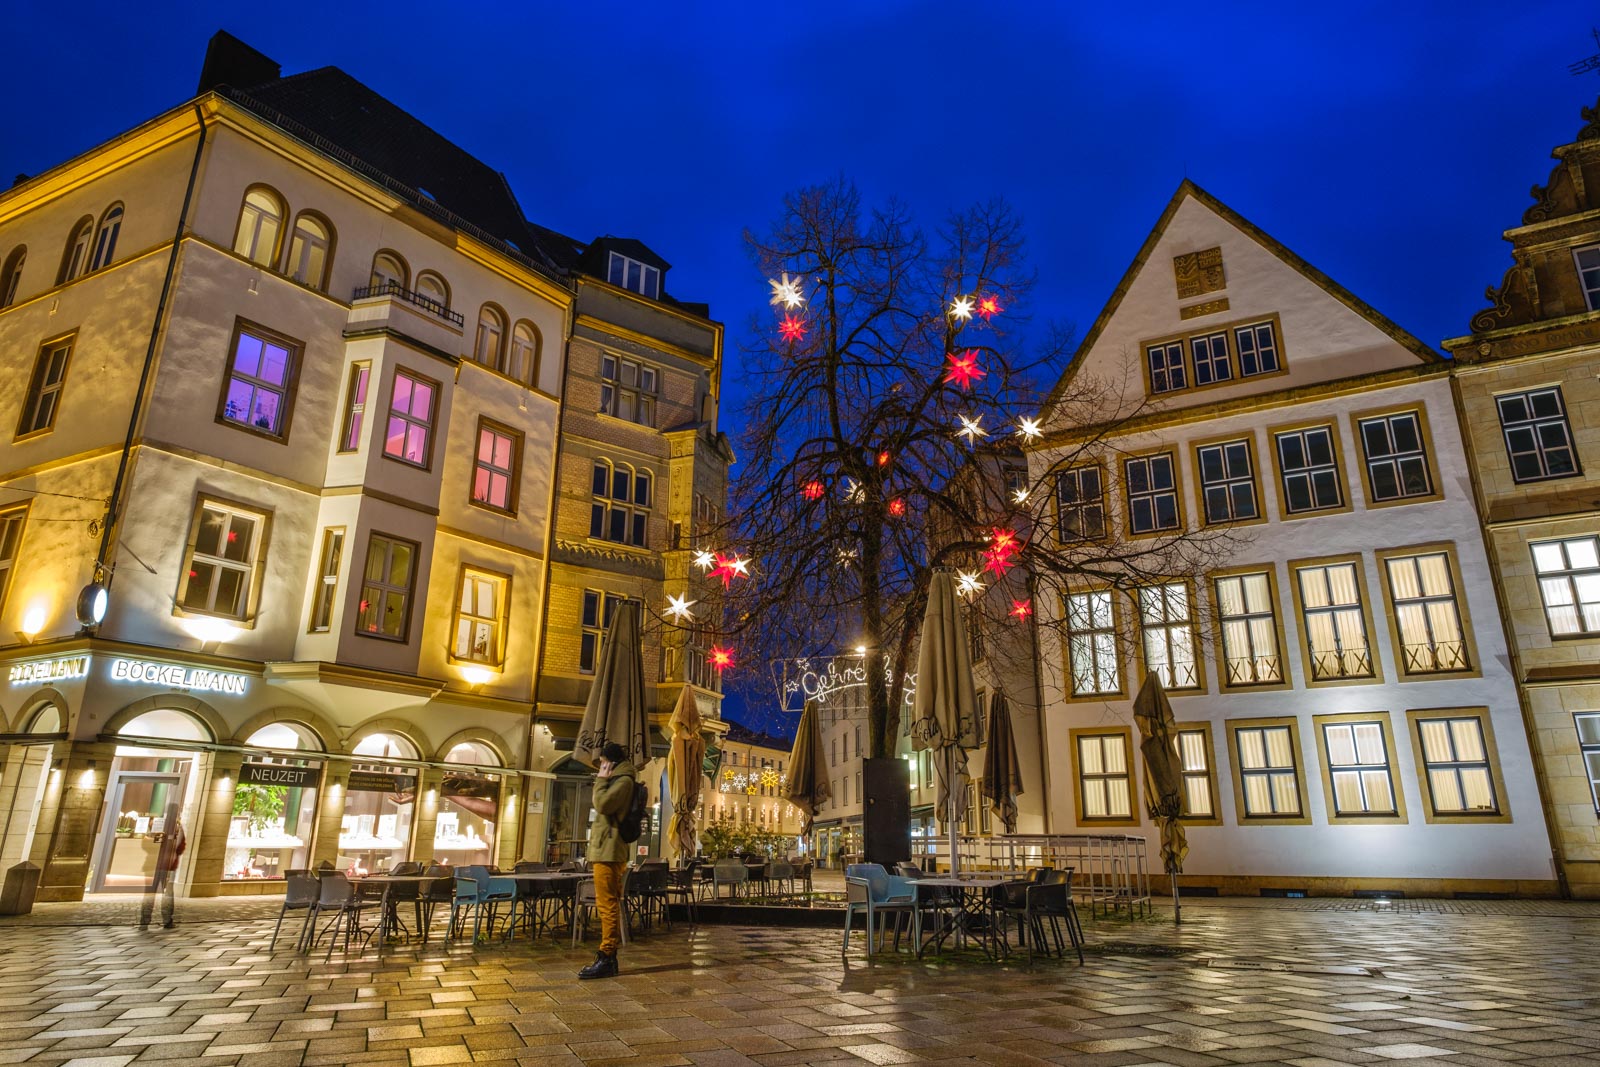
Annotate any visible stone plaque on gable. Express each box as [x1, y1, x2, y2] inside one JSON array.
[[1174, 247, 1226, 299]]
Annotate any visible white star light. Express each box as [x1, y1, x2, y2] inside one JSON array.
[[956, 414, 989, 444], [664, 594, 696, 623], [1016, 417, 1043, 441], [836, 546, 859, 568], [1012, 487, 1030, 505], [727, 555, 751, 579], [949, 295, 975, 321], [955, 571, 985, 597], [843, 477, 865, 503], [692, 550, 716, 570], [768, 272, 805, 310]]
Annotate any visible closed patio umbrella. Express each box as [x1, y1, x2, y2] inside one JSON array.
[[665, 686, 705, 860], [1132, 673, 1187, 924], [781, 699, 831, 833], [981, 689, 1023, 834], [910, 570, 977, 874], [575, 599, 649, 770]]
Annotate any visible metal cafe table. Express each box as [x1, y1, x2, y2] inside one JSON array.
[[355, 873, 449, 949], [910, 875, 1013, 960]]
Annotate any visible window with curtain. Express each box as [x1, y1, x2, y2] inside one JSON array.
[[509, 322, 540, 385], [1139, 583, 1198, 689], [474, 306, 506, 370], [369, 251, 407, 290], [1322, 720, 1396, 816], [285, 213, 332, 291], [600, 354, 657, 426], [1385, 552, 1469, 673], [1296, 561, 1373, 680], [1415, 715, 1498, 815], [308, 528, 344, 632], [471, 421, 520, 513], [1076, 734, 1132, 819], [1066, 591, 1119, 695], [1176, 729, 1214, 818], [452, 569, 506, 665], [233, 189, 284, 267], [1531, 536, 1600, 636], [1215, 572, 1282, 685], [1235, 723, 1301, 817]]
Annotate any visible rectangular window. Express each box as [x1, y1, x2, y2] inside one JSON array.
[[1296, 561, 1374, 681], [308, 527, 344, 632], [1414, 714, 1499, 816], [1176, 729, 1215, 819], [1320, 719, 1397, 816], [0, 507, 26, 616], [356, 533, 417, 640], [219, 324, 298, 439], [1531, 536, 1600, 636], [1196, 439, 1257, 524], [383, 369, 436, 468], [1275, 426, 1344, 513], [1234, 321, 1280, 377], [17, 335, 73, 438], [974, 690, 988, 747], [1384, 551, 1470, 674], [1358, 411, 1434, 502], [1124, 453, 1180, 534], [1066, 591, 1120, 696], [589, 460, 651, 548], [1575, 713, 1600, 812], [1234, 723, 1302, 818], [471, 420, 521, 514], [599, 354, 658, 427], [338, 362, 370, 453], [1055, 466, 1105, 540], [1146, 341, 1186, 394], [1215, 571, 1283, 685], [1497, 387, 1580, 482], [580, 591, 634, 673], [1139, 582, 1199, 689], [177, 500, 266, 620], [607, 251, 661, 299], [1190, 331, 1231, 386], [453, 569, 507, 664], [1575, 245, 1600, 311], [1076, 733, 1132, 820]]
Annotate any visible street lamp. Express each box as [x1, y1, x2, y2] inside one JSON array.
[[76, 579, 108, 629]]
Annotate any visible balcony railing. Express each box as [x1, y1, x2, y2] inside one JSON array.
[[1402, 640, 1470, 673], [1310, 647, 1373, 681], [1225, 654, 1283, 685], [351, 281, 465, 327]]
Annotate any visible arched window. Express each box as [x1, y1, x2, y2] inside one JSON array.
[[89, 203, 123, 272], [369, 250, 408, 291], [285, 212, 333, 291], [509, 320, 541, 386], [415, 271, 449, 310], [474, 305, 506, 370], [591, 458, 650, 547], [233, 187, 285, 267], [58, 216, 93, 284], [0, 246, 24, 308]]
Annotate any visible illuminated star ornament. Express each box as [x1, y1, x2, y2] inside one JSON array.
[[1010, 598, 1033, 620], [1012, 487, 1030, 505], [768, 272, 805, 310], [708, 645, 736, 671], [982, 528, 1023, 578], [977, 295, 1002, 321], [778, 315, 807, 342], [877, 450, 891, 467], [949, 294, 975, 322], [802, 480, 825, 501], [709, 552, 751, 588], [955, 571, 985, 597], [1015, 417, 1043, 442], [664, 594, 696, 623], [944, 350, 987, 391], [956, 414, 989, 444], [843, 477, 865, 503], [836, 545, 860, 568], [888, 498, 907, 517], [692, 549, 716, 571]]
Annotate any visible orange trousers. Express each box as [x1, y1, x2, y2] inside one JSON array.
[[593, 861, 626, 955]]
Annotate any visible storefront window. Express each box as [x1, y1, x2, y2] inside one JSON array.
[[341, 732, 417, 874], [436, 741, 502, 867], [225, 723, 321, 880], [96, 709, 209, 893]]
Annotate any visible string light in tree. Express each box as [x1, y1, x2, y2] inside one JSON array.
[[1015, 416, 1043, 442], [948, 294, 975, 322], [802, 480, 825, 501], [708, 645, 736, 671], [778, 315, 807, 342], [956, 414, 989, 444], [768, 272, 805, 310], [888, 497, 907, 517], [955, 571, 985, 597], [836, 545, 859, 568], [944, 350, 987, 391], [977, 295, 1002, 321], [664, 593, 696, 623], [1009, 598, 1033, 621], [692, 550, 716, 571]]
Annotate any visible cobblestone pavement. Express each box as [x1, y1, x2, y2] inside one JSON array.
[[2, 895, 1599, 1066]]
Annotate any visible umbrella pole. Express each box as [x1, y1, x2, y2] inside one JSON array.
[[946, 748, 960, 877]]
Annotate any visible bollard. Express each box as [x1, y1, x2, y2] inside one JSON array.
[[0, 861, 42, 916]]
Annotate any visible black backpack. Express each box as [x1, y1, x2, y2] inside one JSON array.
[[617, 777, 648, 844]]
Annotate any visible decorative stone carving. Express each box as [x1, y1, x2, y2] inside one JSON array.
[[1173, 247, 1225, 299]]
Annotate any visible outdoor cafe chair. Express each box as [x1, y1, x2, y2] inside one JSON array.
[[662, 866, 698, 926], [571, 869, 633, 947], [712, 859, 748, 900], [271, 871, 321, 951], [766, 860, 794, 900], [311, 871, 381, 960], [843, 863, 916, 956], [1024, 879, 1085, 963], [631, 863, 672, 932], [456, 864, 517, 941], [416, 865, 455, 942]]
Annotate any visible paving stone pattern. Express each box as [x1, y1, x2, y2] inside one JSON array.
[[2, 895, 1599, 1066]]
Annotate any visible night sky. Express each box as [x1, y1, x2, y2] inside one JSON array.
[[4, 1, 1596, 737]]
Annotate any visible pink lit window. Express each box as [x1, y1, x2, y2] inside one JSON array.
[[384, 369, 435, 467], [471, 422, 518, 513]]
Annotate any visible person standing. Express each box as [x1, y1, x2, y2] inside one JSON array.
[[579, 741, 636, 980], [139, 802, 185, 929]]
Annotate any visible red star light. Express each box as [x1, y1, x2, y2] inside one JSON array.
[[877, 450, 891, 467], [778, 315, 807, 342], [708, 645, 736, 671], [989, 528, 1021, 556], [802, 480, 825, 500], [888, 497, 907, 517], [977, 295, 1002, 321], [1010, 598, 1033, 620], [981, 549, 1015, 579], [944, 350, 986, 391], [709, 552, 750, 589]]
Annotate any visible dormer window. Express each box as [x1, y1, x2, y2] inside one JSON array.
[[607, 252, 660, 299]]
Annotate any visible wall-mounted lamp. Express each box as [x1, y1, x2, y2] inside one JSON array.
[[183, 616, 238, 652], [76, 580, 108, 629], [16, 605, 46, 645], [461, 666, 493, 689]]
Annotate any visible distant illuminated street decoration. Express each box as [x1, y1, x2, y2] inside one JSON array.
[[780, 655, 917, 712]]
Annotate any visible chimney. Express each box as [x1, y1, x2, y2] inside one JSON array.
[[196, 30, 280, 95]]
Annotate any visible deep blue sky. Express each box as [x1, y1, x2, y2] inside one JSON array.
[[4, 1, 1595, 738]]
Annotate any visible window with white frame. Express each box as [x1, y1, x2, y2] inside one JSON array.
[[474, 306, 506, 370], [1215, 571, 1282, 685], [1196, 440, 1257, 523], [1234, 723, 1302, 817], [607, 252, 660, 298], [338, 363, 369, 453], [580, 590, 634, 673], [1497, 387, 1580, 482], [1415, 715, 1498, 815], [1124, 453, 1180, 534], [1296, 561, 1373, 680], [0, 507, 26, 616], [1575, 245, 1600, 311], [233, 189, 283, 268], [1190, 331, 1231, 386], [1358, 411, 1433, 502], [1139, 582, 1198, 689], [1066, 591, 1119, 695], [1076, 734, 1132, 819], [453, 569, 506, 665], [1531, 536, 1600, 636], [1146, 341, 1186, 394], [356, 533, 417, 640], [177, 500, 265, 620], [1276, 426, 1344, 513], [1055, 466, 1105, 540], [17, 336, 73, 438], [59, 217, 92, 284], [308, 527, 343, 633], [1575, 713, 1600, 812], [1, 245, 25, 308], [1385, 551, 1469, 673], [89, 204, 122, 273], [471, 421, 520, 513], [590, 460, 650, 547], [383, 369, 436, 467], [1322, 720, 1396, 816], [509, 321, 540, 385], [285, 213, 332, 291], [599, 354, 657, 427], [1176, 729, 1214, 818], [220, 324, 298, 439], [1234, 321, 1280, 377]]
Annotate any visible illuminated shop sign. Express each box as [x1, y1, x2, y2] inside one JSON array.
[[7, 656, 91, 686], [110, 658, 249, 695], [240, 762, 321, 789]]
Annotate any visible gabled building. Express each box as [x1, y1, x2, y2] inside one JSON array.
[[702, 721, 804, 840], [1444, 98, 1600, 898], [1020, 181, 1554, 896]]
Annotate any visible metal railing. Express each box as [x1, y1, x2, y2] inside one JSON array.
[[351, 281, 464, 326], [911, 833, 1151, 917]]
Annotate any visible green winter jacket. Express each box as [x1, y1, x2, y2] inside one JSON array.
[[586, 760, 638, 864]]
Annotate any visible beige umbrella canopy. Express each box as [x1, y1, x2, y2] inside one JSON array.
[[910, 570, 978, 873], [665, 686, 705, 860], [575, 600, 649, 770], [781, 699, 831, 833], [1132, 673, 1188, 924], [981, 690, 1023, 834]]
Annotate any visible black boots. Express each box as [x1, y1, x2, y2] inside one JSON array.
[[578, 951, 618, 980]]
